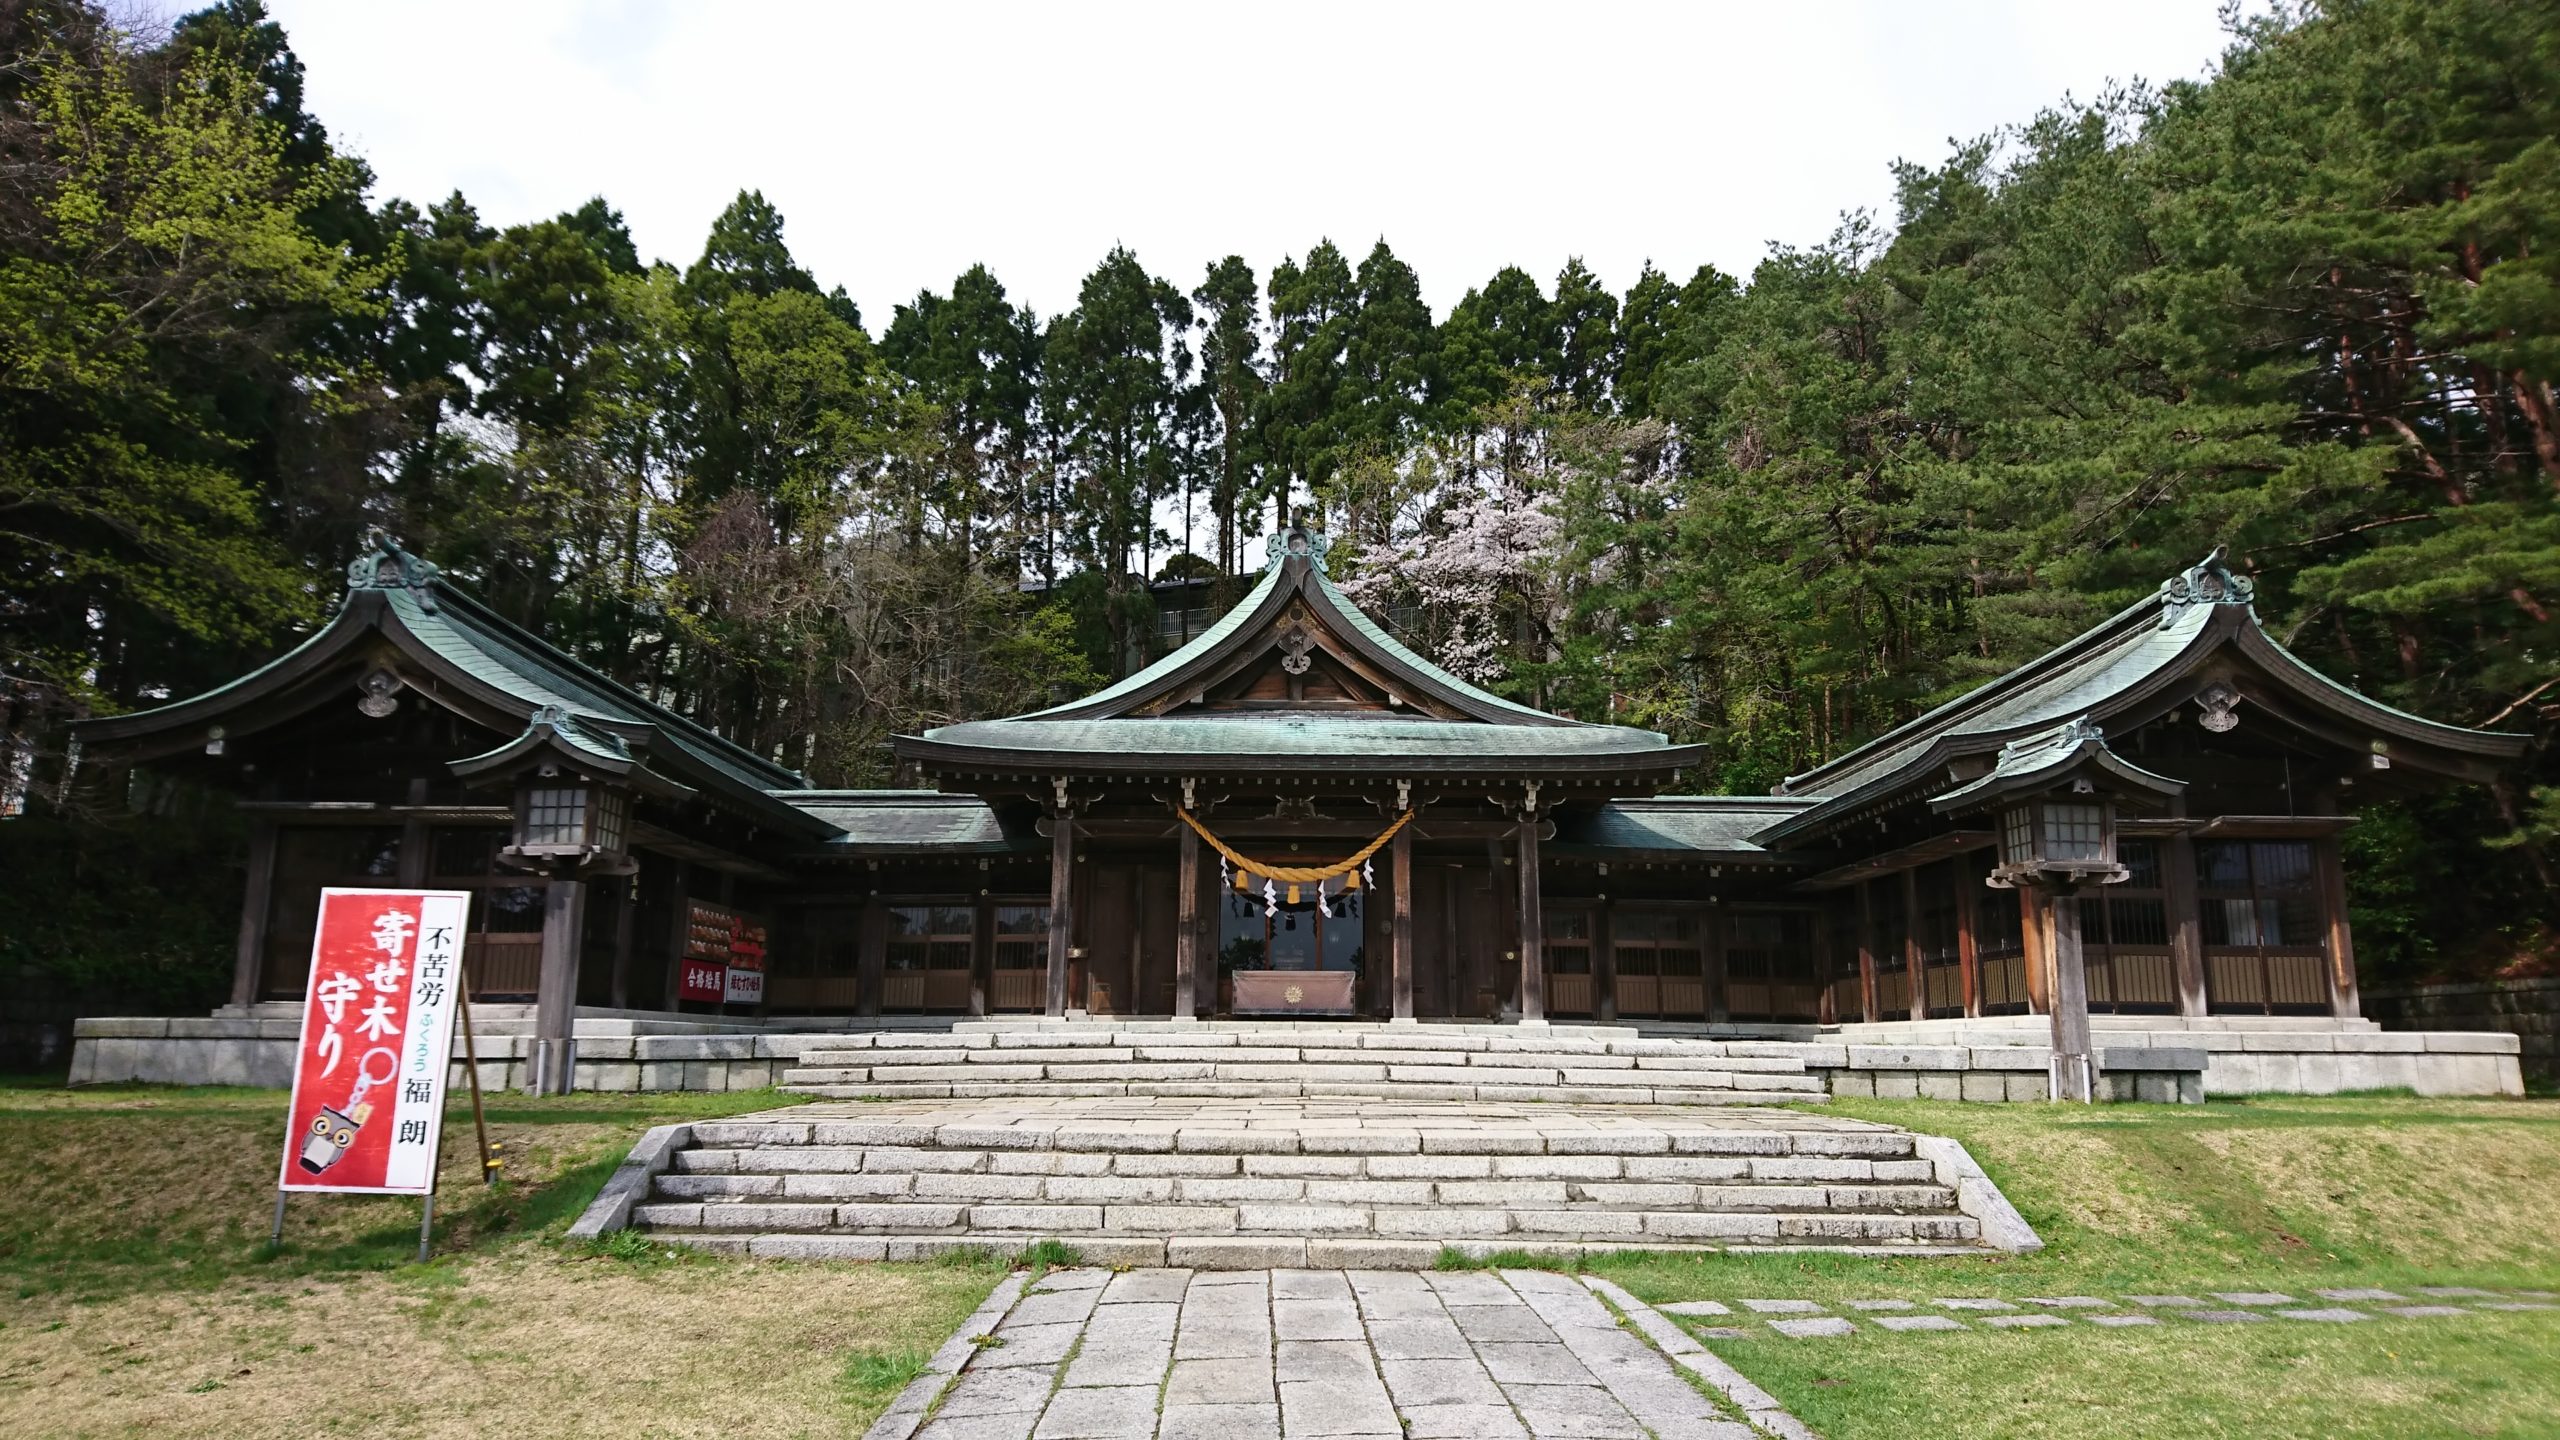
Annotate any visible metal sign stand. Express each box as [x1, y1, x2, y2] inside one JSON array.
[[457, 960, 500, 1184]]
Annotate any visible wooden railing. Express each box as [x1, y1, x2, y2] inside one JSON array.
[[465, 933, 542, 997]]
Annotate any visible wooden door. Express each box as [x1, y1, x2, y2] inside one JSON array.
[[1134, 858, 1177, 1016], [1081, 862, 1134, 1013]]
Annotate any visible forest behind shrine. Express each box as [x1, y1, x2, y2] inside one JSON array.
[[2, 0, 2556, 1006]]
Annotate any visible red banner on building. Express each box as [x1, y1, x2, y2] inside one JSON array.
[[278, 888, 471, 1195], [678, 955, 728, 1003]]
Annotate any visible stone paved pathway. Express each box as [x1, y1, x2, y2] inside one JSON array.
[[1647, 1287, 2558, 1341], [867, 1266, 1784, 1440]]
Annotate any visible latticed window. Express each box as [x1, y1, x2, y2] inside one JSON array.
[[2043, 802, 2107, 860], [2001, 806, 2035, 865], [523, 785, 585, 847], [592, 788, 629, 853], [2198, 840, 2330, 1014], [2084, 838, 2175, 1012]]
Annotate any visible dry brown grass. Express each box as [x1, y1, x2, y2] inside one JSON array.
[[2187, 1117, 2560, 1270], [0, 1252, 994, 1439]]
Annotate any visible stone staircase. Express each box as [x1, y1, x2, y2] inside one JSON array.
[[623, 1098, 1994, 1268], [777, 1022, 1830, 1106]]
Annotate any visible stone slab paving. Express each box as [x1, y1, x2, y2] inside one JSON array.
[[1631, 1285, 2555, 1345], [866, 1266, 1787, 1440]]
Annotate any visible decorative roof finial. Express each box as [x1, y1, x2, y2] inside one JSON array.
[[345, 528, 440, 612], [1264, 517, 1332, 575], [2158, 544, 2253, 627]]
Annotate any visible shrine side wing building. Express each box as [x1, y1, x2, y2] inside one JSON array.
[[62, 530, 2531, 1094]]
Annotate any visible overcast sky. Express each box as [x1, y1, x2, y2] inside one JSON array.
[[265, 1, 2234, 325]]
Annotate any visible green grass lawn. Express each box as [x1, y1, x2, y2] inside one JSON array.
[[0, 1081, 1002, 1438], [1579, 1093, 2560, 1440]]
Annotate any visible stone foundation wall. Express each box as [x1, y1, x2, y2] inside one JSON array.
[[2364, 978, 2558, 1088], [67, 1020, 811, 1093], [1815, 1045, 2207, 1105]]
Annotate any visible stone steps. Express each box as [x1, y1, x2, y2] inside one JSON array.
[[775, 1025, 1830, 1106], [625, 1109, 1986, 1265]]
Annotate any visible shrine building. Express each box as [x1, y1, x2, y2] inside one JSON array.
[[65, 527, 2529, 1087]]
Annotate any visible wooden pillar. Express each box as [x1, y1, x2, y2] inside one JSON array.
[[2047, 891, 2095, 1102], [1855, 880, 1878, 1024], [1175, 810, 1201, 1020], [1954, 856, 1982, 1019], [2317, 835, 2361, 1019], [1046, 809, 1075, 1018], [230, 820, 279, 1009], [1391, 821, 1415, 1022], [660, 859, 691, 1011], [1592, 898, 1618, 1023], [2019, 888, 2051, 1014], [856, 897, 887, 1018], [2164, 830, 2209, 1017], [395, 815, 429, 885], [531, 876, 586, 1095], [1900, 866, 1925, 1022], [1812, 909, 1837, 1026], [969, 897, 994, 1018], [609, 876, 637, 1011], [1705, 903, 1729, 1024], [1517, 814, 1545, 1024]]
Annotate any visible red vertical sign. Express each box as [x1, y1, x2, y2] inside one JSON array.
[[278, 888, 471, 1194]]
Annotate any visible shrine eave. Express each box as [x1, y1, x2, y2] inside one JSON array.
[[893, 716, 1708, 778]]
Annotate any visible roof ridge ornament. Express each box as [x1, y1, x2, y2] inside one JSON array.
[[346, 528, 440, 613], [2158, 544, 2253, 628], [2002, 714, 2103, 762], [1265, 518, 1331, 575]]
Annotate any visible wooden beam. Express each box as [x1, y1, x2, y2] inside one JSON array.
[[2165, 830, 2209, 1017], [1046, 812, 1075, 1017], [2048, 894, 2096, 1102], [660, 859, 690, 1011], [856, 898, 887, 1018], [1855, 880, 1878, 1024], [1813, 909, 1836, 1026], [532, 878, 585, 1096], [1953, 856, 1982, 1019], [1795, 830, 1996, 893], [970, 897, 994, 1018], [1704, 905, 1728, 1024], [1900, 866, 1925, 1021], [1592, 899, 1617, 1024], [1391, 821, 1415, 1021], [609, 876, 636, 1011], [2020, 888, 2051, 1015], [2318, 834, 2361, 1019], [1176, 815, 1201, 1020], [230, 820, 279, 1008], [1517, 815, 1545, 1023]]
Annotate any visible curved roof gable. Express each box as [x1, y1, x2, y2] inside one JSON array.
[[1761, 547, 2526, 846], [899, 526, 1704, 776], [1027, 526, 1572, 726], [73, 535, 827, 835]]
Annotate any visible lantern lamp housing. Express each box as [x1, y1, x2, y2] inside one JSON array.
[[1930, 715, 2185, 892], [447, 705, 687, 876]]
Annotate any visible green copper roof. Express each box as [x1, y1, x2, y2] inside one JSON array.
[[1018, 561, 1289, 720], [76, 535, 820, 834], [1765, 548, 2524, 846], [1926, 715, 2184, 815], [780, 790, 1037, 855], [908, 712, 1704, 771], [909, 526, 1689, 774], [1549, 797, 1815, 857]]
